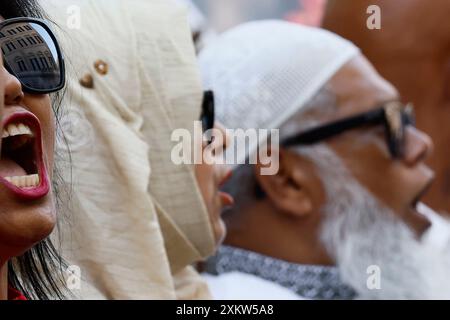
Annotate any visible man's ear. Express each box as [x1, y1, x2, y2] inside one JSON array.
[[254, 148, 316, 218]]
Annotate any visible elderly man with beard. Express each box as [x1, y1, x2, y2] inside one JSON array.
[[322, 0, 450, 216], [199, 20, 450, 299]]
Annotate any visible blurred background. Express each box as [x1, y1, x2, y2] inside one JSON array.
[[192, 0, 326, 31]]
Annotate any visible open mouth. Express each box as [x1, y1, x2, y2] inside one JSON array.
[[408, 178, 434, 234], [0, 112, 49, 200], [411, 180, 433, 212]]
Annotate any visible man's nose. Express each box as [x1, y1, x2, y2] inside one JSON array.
[[402, 126, 434, 166]]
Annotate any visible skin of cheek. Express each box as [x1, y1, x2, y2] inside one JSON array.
[[329, 129, 431, 231], [195, 123, 231, 245], [331, 132, 406, 212], [195, 162, 225, 244]]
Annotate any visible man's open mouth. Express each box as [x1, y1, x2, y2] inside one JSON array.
[[411, 180, 433, 212], [408, 177, 434, 234], [0, 112, 49, 200]]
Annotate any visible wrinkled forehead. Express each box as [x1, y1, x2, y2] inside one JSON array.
[[325, 54, 399, 118]]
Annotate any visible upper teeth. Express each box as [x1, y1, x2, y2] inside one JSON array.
[[2, 123, 33, 138]]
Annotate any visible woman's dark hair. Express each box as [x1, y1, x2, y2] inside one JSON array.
[[2, 0, 69, 300]]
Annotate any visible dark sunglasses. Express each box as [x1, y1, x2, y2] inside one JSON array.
[[282, 101, 415, 158], [0, 17, 65, 94], [200, 90, 215, 143]]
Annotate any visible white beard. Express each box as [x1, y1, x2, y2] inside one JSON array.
[[298, 145, 450, 299]]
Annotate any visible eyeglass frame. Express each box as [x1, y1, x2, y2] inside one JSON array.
[[281, 101, 416, 159]]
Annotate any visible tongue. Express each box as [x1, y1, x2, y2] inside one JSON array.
[[0, 156, 27, 177]]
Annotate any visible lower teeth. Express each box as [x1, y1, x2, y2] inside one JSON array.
[[4, 174, 40, 188]]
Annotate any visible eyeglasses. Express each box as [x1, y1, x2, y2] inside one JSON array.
[[200, 90, 215, 143], [282, 101, 415, 159], [0, 17, 65, 94]]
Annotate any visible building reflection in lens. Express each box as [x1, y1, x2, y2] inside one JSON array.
[[0, 22, 60, 90]]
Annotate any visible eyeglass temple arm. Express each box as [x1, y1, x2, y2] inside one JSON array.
[[282, 108, 385, 147]]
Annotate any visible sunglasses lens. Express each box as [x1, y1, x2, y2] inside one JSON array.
[[0, 22, 63, 92]]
